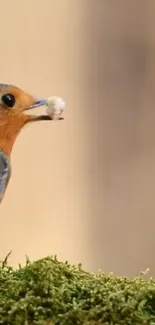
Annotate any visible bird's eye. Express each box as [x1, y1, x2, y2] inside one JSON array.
[[1, 94, 15, 108]]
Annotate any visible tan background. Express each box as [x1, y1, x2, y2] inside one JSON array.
[[0, 0, 155, 276]]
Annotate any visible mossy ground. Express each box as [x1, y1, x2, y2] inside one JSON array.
[[0, 254, 155, 325]]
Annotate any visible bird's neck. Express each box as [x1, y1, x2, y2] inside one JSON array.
[[0, 114, 29, 157]]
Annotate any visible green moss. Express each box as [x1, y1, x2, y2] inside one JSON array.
[[0, 254, 155, 324]]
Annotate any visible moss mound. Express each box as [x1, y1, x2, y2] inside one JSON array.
[[0, 254, 155, 324]]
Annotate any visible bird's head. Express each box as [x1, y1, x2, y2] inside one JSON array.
[[0, 83, 50, 118], [0, 83, 57, 156]]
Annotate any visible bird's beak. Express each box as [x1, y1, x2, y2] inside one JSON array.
[[26, 98, 48, 110], [23, 97, 52, 121]]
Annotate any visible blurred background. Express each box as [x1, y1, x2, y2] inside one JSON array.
[[0, 0, 155, 276]]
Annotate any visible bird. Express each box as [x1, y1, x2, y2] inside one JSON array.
[[0, 83, 65, 205]]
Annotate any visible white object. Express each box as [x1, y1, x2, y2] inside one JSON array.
[[46, 96, 66, 120]]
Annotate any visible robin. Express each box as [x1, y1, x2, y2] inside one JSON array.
[[0, 83, 65, 204]]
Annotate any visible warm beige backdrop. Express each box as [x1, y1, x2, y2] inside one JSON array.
[[0, 0, 155, 276]]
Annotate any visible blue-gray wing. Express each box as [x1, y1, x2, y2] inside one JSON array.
[[0, 151, 10, 203]]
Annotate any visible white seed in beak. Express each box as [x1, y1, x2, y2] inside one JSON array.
[[46, 96, 66, 120]]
